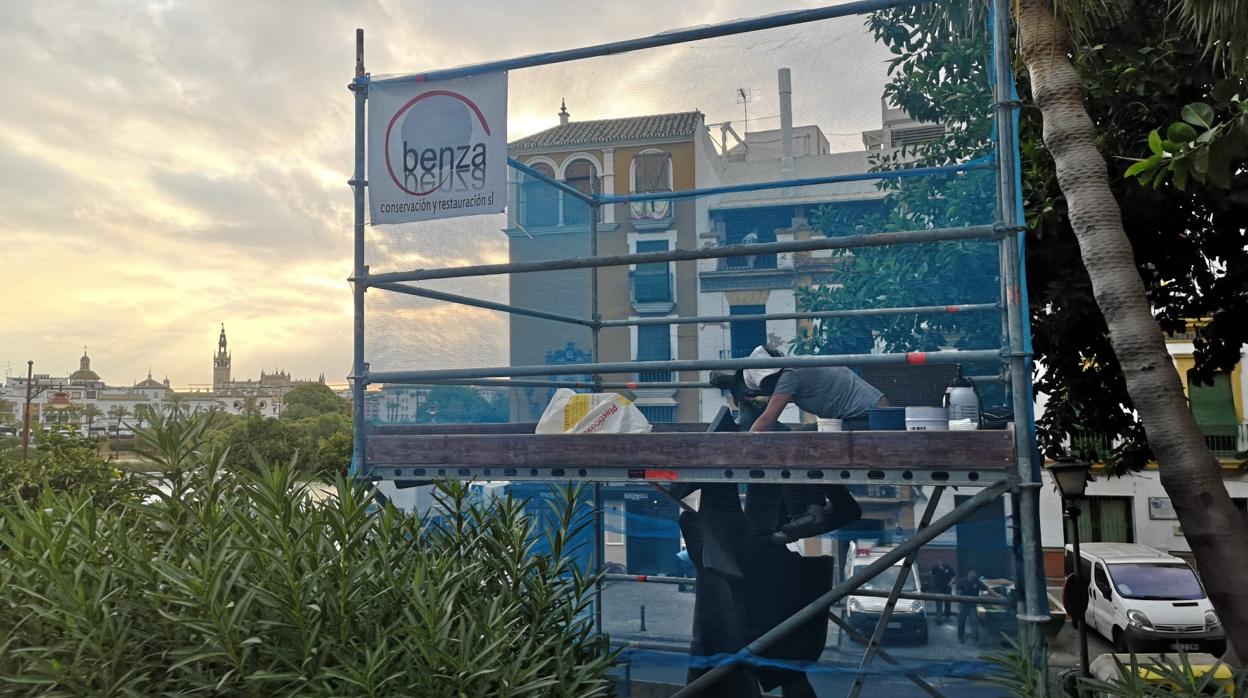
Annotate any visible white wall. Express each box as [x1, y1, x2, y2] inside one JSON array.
[[1036, 468, 1248, 555]]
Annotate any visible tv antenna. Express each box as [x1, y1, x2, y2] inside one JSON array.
[[736, 86, 759, 134]]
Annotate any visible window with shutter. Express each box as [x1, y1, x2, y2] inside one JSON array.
[[636, 321, 671, 383], [729, 305, 767, 358], [521, 162, 558, 228], [630, 151, 672, 222], [563, 159, 600, 225], [633, 240, 671, 303]]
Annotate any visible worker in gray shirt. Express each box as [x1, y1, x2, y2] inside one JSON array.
[[742, 345, 888, 542], [746, 365, 886, 433]]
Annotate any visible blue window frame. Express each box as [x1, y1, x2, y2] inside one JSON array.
[[730, 305, 767, 358], [638, 405, 676, 423], [636, 321, 671, 383], [519, 163, 559, 228], [633, 240, 672, 303]]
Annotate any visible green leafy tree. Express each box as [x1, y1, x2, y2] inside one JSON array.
[[418, 386, 508, 424], [0, 425, 140, 507], [315, 431, 353, 478], [886, 0, 1248, 655], [281, 384, 348, 421]]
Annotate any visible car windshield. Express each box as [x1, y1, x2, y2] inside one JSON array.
[[858, 566, 918, 592], [1108, 563, 1205, 600]]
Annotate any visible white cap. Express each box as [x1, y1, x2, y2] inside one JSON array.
[[743, 345, 783, 391]]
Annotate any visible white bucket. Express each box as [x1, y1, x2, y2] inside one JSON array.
[[817, 418, 843, 432], [905, 406, 949, 431]]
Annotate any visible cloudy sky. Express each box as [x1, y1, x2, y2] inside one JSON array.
[[0, 0, 890, 389]]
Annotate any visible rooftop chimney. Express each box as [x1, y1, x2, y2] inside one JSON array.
[[778, 68, 795, 180], [559, 99, 570, 126]]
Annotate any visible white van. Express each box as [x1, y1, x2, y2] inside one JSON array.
[[842, 541, 928, 644], [1066, 543, 1224, 654]]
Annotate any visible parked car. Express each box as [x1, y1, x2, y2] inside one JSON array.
[[1066, 543, 1225, 654], [840, 541, 928, 644]]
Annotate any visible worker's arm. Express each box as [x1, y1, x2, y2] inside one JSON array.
[[749, 393, 793, 432]]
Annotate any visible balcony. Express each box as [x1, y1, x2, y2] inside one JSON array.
[[1066, 425, 1247, 462], [629, 198, 673, 231], [1205, 424, 1248, 459]]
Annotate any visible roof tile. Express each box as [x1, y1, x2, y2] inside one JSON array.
[[509, 111, 702, 151]]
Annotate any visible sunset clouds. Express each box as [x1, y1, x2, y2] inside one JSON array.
[[0, 0, 881, 387]]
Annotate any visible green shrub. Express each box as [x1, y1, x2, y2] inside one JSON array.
[[0, 421, 616, 696], [0, 425, 142, 508]]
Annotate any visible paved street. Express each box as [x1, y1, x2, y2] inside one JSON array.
[[603, 581, 1028, 696], [602, 581, 1116, 696]]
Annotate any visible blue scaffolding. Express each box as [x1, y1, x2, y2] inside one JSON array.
[[347, 0, 1050, 693]]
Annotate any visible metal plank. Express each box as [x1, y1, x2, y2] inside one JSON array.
[[370, 422, 715, 435], [365, 430, 1015, 469], [365, 463, 1004, 486]]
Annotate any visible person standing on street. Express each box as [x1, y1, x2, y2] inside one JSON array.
[[956, 568, 991, 643], [929, 560, 955, 623]]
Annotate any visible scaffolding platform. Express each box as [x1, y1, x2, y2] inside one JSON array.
[[365, 427, 1014, 485]]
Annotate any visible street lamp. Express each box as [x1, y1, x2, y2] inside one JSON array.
[[1049, 458, 1092, 683]]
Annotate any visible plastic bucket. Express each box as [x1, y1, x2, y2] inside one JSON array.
[[867, 407, 906, 430], [905, 406, 949, 431], [817, 418, 843, 432]]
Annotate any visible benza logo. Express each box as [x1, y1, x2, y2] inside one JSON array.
[[384, 90, 491, 196]]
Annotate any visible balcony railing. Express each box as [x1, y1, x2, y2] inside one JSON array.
[[718, 253, 778, 270], [633, 272, 673, 304], [1066, 424, 1246, 460], [636, 370, 674, 384], [1205, 424, 1248, 458]]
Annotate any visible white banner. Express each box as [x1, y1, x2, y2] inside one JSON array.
[[367, 72, 507, 224]]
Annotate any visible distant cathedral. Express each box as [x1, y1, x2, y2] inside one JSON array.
[[211, 325, 324, 395], [213, 324, 231, 391]]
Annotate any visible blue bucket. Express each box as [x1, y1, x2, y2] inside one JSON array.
[[867, 407, 906, 430]]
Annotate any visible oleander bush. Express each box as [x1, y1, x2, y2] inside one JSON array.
[[0, 415, 616, 697]]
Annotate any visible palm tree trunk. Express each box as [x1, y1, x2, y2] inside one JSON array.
[[1018, 0, 1248, 657]]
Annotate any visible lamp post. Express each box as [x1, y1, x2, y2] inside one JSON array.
[[1049, 458, 1092, 683], [19, 361, 54, 463]]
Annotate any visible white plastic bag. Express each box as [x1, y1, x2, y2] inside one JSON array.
[[535, 388, 652, 434]]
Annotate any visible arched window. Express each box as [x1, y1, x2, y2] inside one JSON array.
[[632, 151, 672, 194], [563, 159, 599, 225], [522, 161, 558, 228]]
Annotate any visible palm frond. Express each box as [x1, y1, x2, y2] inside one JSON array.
[[1173, 0, 1248, 73]]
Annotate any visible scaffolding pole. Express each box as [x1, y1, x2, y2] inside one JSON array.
[[376, 0, 933, 84], [847, 486, 945, 697], [590, 199, 606, 638], [367, 224, 998, 285], [992, 0, 1048, 630], [602, 574, 1010, 605], [670, 478, 1011, 698], [828, 613, 945, 698], [348, 29, 367, 477], [368, 348, 1002, 385], [598, 302, 1000, 328], [372, 281, 598, 328]]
